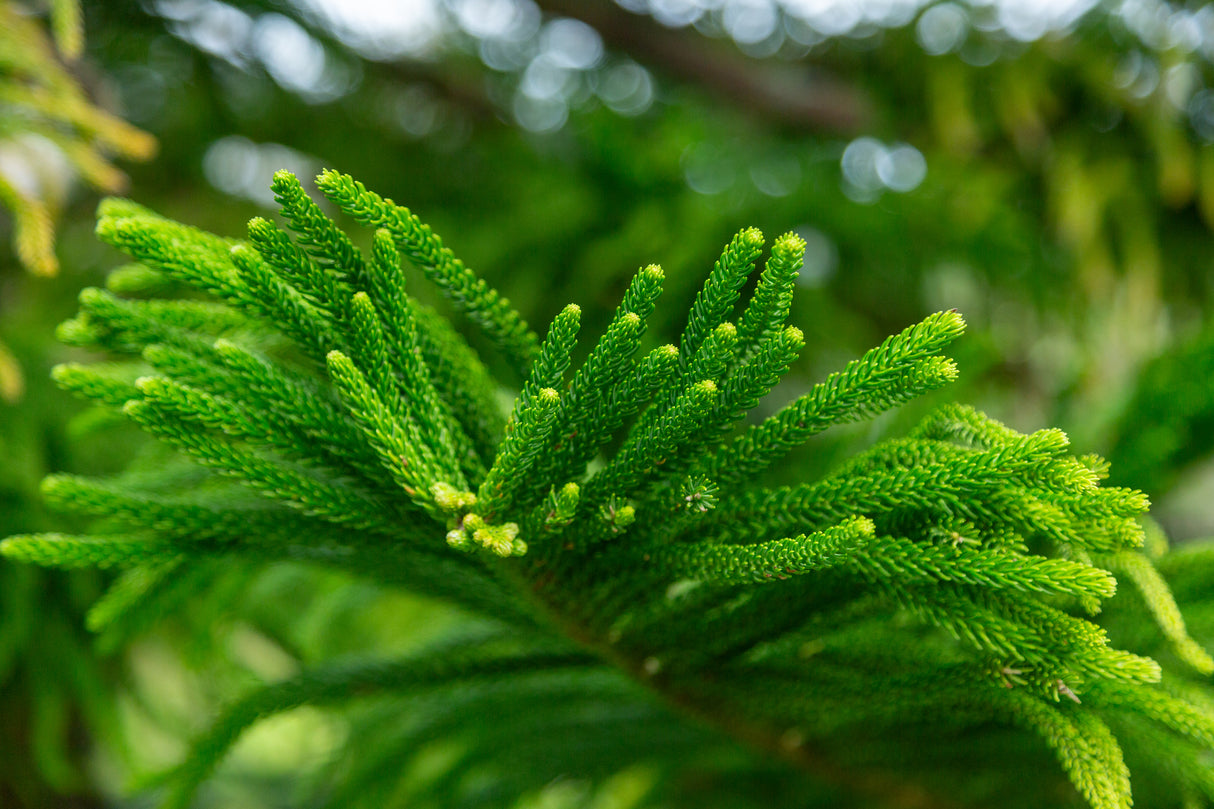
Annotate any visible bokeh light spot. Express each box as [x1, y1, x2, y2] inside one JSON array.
[[875, 143, 927, 192], [916, 3, 968, 55], [841, 136, 886, 194], [723, 0, 779, 44], [203, 136, 319, 206], [1188, 89, 1214, 141], [521, 54, 577, 100], [254, 14, 355, 103], [540, 18, 605, 70], [596, 62, 655, 116], [295, 0, 445, 60], [513, 93, 568, 132], [451, 0, 521, 39], [649, 0, 705, 28]]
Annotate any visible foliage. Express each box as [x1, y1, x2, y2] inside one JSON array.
[[0, 0, 155, 277], [5, 170, 1214, 809], [0, 262, 135, 808], [1106, 325, 1214, 495], [6, 2, 1214, 808]]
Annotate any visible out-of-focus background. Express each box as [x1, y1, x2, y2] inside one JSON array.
[[4, 1, 1214, 806]]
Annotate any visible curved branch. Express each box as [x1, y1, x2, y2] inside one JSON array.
[[533, 0, 871, 133]]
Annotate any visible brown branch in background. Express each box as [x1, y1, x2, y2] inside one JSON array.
[[533, 0, 871, 133]]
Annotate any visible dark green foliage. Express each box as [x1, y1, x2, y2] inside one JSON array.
[[1107, 324, 1214, 497], [6, 171, 1214, 809]]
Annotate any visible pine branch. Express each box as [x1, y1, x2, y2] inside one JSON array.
[[315, 169, 540, 375], [160, 644, 599, 809], [9, 171, 1213, 809], [706, 310, 965, 487], [678, 228, 763, 369], [736, 232, 805, 361]]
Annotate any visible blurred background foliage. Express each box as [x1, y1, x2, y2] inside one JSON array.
[[6, 0, 1214, 806]]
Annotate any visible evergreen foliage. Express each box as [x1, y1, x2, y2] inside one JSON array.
[[5, 170, 1214, 809], [1107, 324, 1214, 497], [0, 0, 155, 276]]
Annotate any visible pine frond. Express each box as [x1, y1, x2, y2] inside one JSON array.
[[0, 533, 176, 569], [1098, 551, 1214, 675], [678, 227, 764, 367], [706, 310, 965, 487], [160, 641, 598, 809], [735, 231, 805, 361], [314, 169, 540, 375], [10, 170, 1214, 809], [0, 3, 155, 274]]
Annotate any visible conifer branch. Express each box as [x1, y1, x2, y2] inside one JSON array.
[[326, 349, 454, 511], [315, 169, 540, 375], [736, 231, 805, 361], [582, 379, 718, 521], [10, 171, 1212, 809], [160, 645, 599, 809], [122, 398, 393, 532], [0, 533, 177, 569], [412, 302, 505, 463], [1000, 690, 1133, 809], [270, 170, 367, 281], [228, 244, 343, 362], [679, 228, 763, 368], [1097, 551, 1214, 674], [84, 557, 189, 635], [528, 265, 664, 490], [647, 517, 876, 584], [51, 362, 141, 408], [707, 310, 965, 487], [475, 387, 561, 527]]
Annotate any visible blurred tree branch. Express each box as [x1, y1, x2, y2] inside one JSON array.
[[533, 0, 871, 133]]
